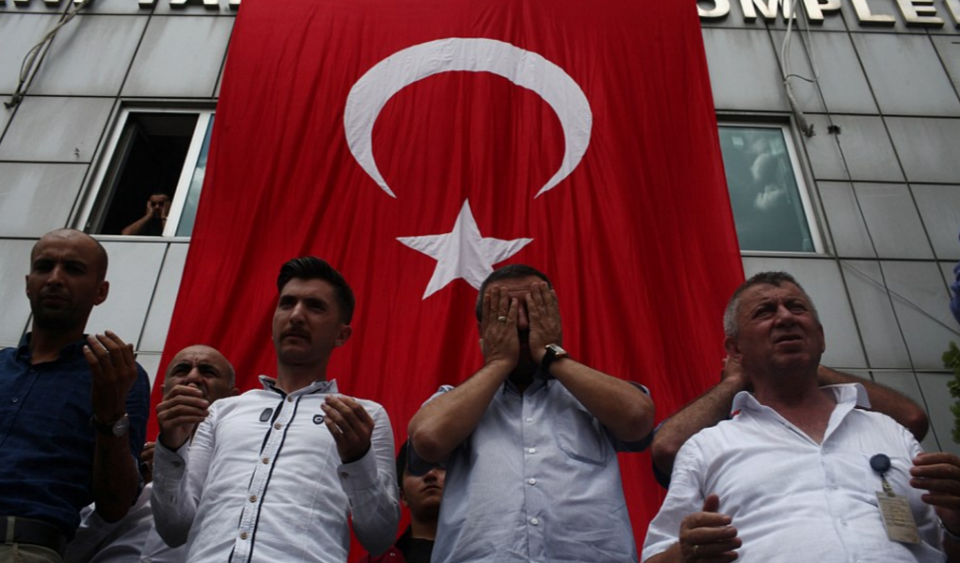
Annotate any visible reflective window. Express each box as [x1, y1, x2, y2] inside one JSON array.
[[718, 125, 820, 252], [81, 109, 214, 238]]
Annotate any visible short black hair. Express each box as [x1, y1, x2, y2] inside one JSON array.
[[723, 271, 819, 338], [475, 264, 552, 322], [276, 256, 355, 323]]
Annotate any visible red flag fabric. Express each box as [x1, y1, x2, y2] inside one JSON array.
[[153, 0, 744, 555]]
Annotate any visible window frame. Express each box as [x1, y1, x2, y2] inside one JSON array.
[[76, 105, 215, 240], [716, 120, 824, 255]]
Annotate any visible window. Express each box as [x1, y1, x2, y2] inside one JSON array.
[[718, 124, 821, 253], [81, 108, 214, 238]]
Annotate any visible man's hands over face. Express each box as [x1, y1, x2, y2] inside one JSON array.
[[85, 331, 139, 424], [322, 395, 375, 464], [480, 285, 520, 371], [525, 282, 562, 364]]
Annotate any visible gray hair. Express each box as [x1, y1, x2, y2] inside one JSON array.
[[723, 271, 819, 338]]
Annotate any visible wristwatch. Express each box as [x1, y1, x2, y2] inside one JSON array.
[[540, 343, 569, 374], [91, 413, 130, 438]]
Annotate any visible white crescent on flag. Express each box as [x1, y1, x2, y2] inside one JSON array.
[[343, 37, 593, 199]]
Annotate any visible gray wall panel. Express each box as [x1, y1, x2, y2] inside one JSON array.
[[842, 260, 911, 368], [702, 28, 790, 111], [871, 370, 940, 452], [122, 16, 232, 98], [800, 116, 849, 180], [742, 256, 868, 368], [773, 31, 879, 114], [0, 13, 59, 95], [851, 33, 960, 116], [832, 115, 904, 182], [136, 352, 162, 392], [886, 117, 960, 184], [86, 240, 166, 347], [913, 184, 960, 261], [139, 242, 188, 353], [29, 15, 148, 97], [0, 162, 87, 237], [881, 260, 960, 370], [818, 181, 876, 258], [931, 35, 960, 93], [0, 239, 35, 348], [0, 96, 114, 162], [917, 372, 960, 457], [853, 182, 934, 259], [769, 30, 827, 113]]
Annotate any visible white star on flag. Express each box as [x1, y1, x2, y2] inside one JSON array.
[[398, 199, 534, 299]]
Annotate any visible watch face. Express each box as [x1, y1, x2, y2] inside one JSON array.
[[112, 415, 130, 437]]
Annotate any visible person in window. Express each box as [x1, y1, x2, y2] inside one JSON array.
[[407, 264, 655, 563], [121, 193, 170, 236], [358, 441, 445, 563], [642, 271, 960, 563], [0, 229, 150, 563]]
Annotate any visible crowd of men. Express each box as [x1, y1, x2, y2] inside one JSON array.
[[3, 227, 960, 563]]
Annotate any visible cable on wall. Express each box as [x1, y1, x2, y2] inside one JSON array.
[[4, 0, 90, 110], [780, 0, 819, 137]]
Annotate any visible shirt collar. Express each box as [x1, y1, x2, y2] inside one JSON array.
[[731, 382, 869, 415], [502, 368, 550, 395], [258, 375, 338, 397], [16, 332, 88, 363]]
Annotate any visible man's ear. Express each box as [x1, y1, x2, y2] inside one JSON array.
[[93, 280, 109, 306], [335, 325, 353, 347], [724, 336, 742, 363]]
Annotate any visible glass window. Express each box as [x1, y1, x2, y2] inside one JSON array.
[[81, 108, 214, 238], [718, 124, 820, 253]]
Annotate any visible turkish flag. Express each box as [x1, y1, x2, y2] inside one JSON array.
[[153, 0, 743, 555]]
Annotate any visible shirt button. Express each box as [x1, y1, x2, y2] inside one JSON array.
[[527, 478, 537, 485], [530, 517, 540, 526], [525, 417, 533, 423], [10, 398, 17, 403], [274, 422, 282, 430], [287, 397, 293, 403], [262, 457, 270, 464], [340, 472, 349, 479], [249, 494, 258, 502], [527, 448, 536, 454], [240, 532, 249, 540]]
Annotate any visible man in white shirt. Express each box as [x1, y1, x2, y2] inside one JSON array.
[[643, 271, 960, 563], [66, 344, 238, 563], [151, 257, 400, 563]]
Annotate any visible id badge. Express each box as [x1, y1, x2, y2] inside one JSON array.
[[876, 491, 922, 544]]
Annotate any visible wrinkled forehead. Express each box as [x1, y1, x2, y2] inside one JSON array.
[[32, 234, 101, 266], [740, 282, 811, 310], [168, 346, 227, 373]]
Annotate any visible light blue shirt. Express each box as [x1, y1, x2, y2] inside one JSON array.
[[424, 372, 650, 563]]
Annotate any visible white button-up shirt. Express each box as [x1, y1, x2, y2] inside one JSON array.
[[643, 384, 944, 563], [152, 377, 399, 563]]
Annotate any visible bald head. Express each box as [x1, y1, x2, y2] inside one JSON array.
[[32, 229, 108, 282], [163, 345, 237, 403]]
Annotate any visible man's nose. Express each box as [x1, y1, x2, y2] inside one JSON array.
[[45, 264, 65, 285], [183, 367, 203, 386], [289, 301, 306, 323], [773, 304, 796, 325]]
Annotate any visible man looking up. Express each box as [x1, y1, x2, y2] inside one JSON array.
[[358, 441, 445, 563], [152, 257, 399, 563], [642, 271, 960, 563], [66, 345, 237, 563], [0, 229, 150, 563], [408, 264, 655, 563]]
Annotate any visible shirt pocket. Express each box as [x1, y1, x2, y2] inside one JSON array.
[[553, 405, 609, 465]]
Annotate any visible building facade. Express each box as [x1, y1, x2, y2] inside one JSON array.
[[1, 0, 958, 453]]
